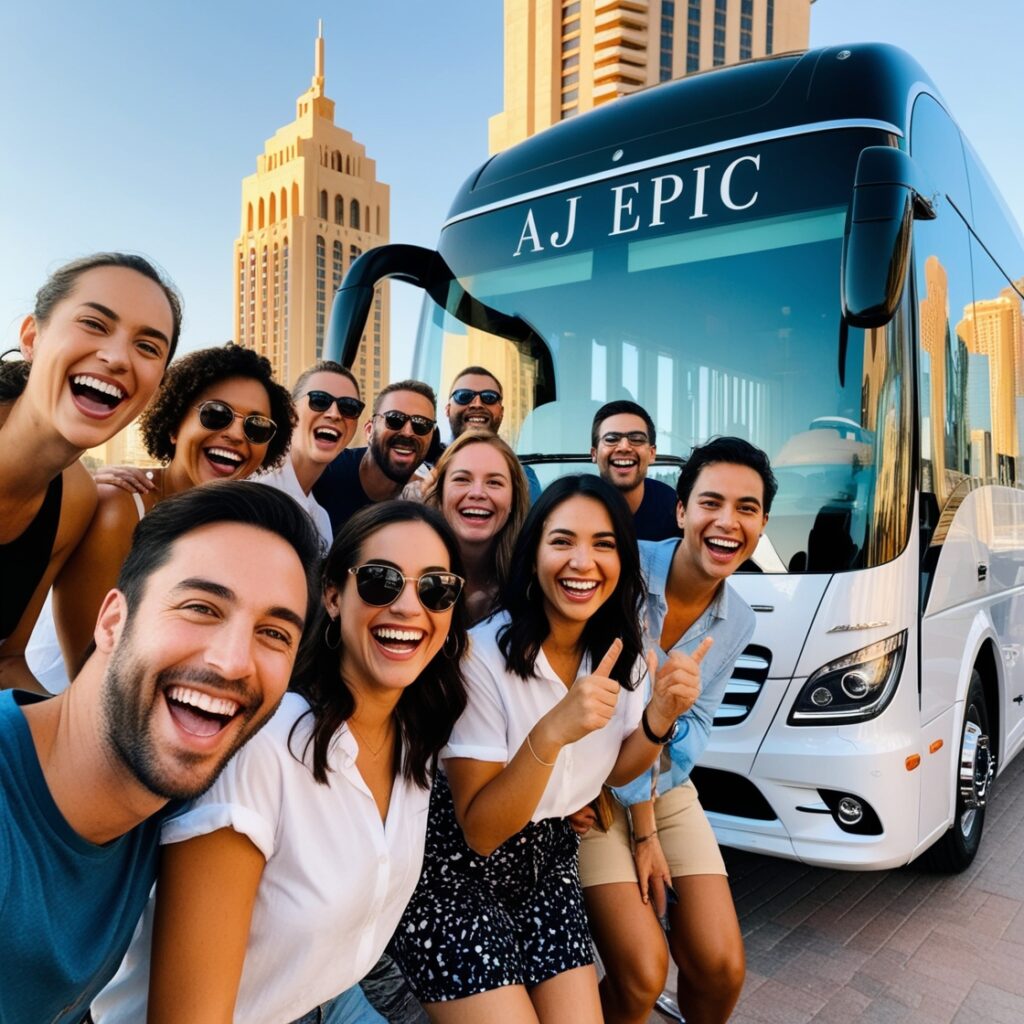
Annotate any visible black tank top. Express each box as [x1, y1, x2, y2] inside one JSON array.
[[0, 473, 63, 646]]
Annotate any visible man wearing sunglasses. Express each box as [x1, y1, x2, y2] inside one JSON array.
[[0, 483, 321, 1024], [313, 379, 438, 533], [591, 400, 682, 542]]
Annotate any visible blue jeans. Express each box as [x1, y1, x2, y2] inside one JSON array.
[[290, 985, 387, 1024]]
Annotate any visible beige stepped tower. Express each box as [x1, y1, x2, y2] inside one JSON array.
[[233, 23, 390, 397], [489, 0, 811, 153]]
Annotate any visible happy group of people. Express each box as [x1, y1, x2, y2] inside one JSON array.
[[0, 253, 777, 1024]]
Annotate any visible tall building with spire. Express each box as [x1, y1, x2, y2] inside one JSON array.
[[233, 24, 390, 396], [489, 0, 811, 153]]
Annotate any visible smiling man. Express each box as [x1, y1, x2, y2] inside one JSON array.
[[0, 482, 321, 1024], [313, 379, 437, 533], [591, 400, 682, 541]]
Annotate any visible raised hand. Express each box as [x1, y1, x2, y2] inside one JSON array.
[[645, 636, 713, 738], [540, 638, 623, 748]]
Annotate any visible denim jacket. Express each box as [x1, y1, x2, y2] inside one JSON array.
[[613, 538, 756, 807]]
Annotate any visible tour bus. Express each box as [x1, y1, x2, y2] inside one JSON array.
[[327, 44, 1024, 872]]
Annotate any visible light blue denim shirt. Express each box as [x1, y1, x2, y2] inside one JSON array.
[[613, 538, 756, 807]]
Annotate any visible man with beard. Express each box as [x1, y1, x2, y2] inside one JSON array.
[[0, 482, 320, 1024], [313, 379, 437, 533], [591, 399, 682, 542]]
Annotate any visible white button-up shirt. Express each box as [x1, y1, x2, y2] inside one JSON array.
[[256, 457, 333, 551], [92, 692, 430, 1024], [444, 613, 645, 821]]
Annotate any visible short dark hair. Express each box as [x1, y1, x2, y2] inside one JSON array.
[[291, 360, 360, 401], [139, 343, 295, 471], [450, 366, 502, 396], [676, 436, 778, 514], [591, 400, 656, 448], [116, 481, 322, 629], [1, 253, 183, 402], [497, 475, 645, 691], [290, 501, 469, 789], [372, 379, 437, 415]]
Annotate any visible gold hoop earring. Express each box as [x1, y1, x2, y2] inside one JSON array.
[[324, 616, 341, 651], [443, 632, 460, 659]]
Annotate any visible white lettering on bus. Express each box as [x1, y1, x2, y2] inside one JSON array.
[[609, 182, 641, 235], [549, 195, 581, 249], [513, 209, 544, 257], [720, 154, 761, 211], [650, 175, 684, 227], [690, 164, 710, 219]]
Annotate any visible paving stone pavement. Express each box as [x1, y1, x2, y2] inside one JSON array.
[[648, 747, 1024, 1023]]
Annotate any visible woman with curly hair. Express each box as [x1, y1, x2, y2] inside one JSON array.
[[424, 430, 530, 625], [0, 253, 181, 693], [26, 343, 293, 690]]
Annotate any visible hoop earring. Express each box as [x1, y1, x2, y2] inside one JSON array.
[[526, 576, 537, 602], [324, 616, 341, 651], [442, 632, 460, 659]]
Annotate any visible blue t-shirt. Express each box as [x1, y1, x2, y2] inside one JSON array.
[[0, 690, 165, 1024], [633, 478, 683, 542]]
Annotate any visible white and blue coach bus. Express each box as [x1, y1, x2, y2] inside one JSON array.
[[327, 44, 1024, 871]]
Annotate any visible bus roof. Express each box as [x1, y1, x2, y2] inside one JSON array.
[[449, 44, 941, 221]]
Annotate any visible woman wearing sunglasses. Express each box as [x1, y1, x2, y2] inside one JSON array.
[[257, 360, 365, 548], [424, 430, 530, 626], [0, 254, 181, 692], [25, 343, 292, 690], [93, 501, 469, 1024], [390, 475, 710, 1024]]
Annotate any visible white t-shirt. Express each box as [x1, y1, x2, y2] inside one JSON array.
[[256, 457, 333, 551], [444, 613, 645, 821], [92, 692, 431, 1024]]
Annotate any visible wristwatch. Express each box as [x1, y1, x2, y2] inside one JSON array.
[[641, 706, 678, 745]]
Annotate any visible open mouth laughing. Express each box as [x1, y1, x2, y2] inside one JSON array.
[[69, 373, 128, 418], [313, 425, 342, 450], [203, 446, 246, 477], [705, 536, 743, 562], [558, 577, 600, 602], [371, 625, 426, 657], [458, 505, 494, 523], [164, 684, 244, 739]]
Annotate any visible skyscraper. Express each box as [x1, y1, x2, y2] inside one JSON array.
[[489, 0, 811, 153], [233, 24, 390, 396]]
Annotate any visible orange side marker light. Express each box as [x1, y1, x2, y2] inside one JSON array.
[[929, 739, 943, 754], [905, 754, 921, 771]]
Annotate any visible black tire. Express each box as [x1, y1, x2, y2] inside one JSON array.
[[918, 671, 992, 872]]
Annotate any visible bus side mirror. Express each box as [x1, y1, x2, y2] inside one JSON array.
[[841, 147, 936, 329]]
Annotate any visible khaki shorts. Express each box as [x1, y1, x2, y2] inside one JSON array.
[[578, 780, 727, 888]]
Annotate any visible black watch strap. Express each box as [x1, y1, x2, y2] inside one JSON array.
[[641, 706, 676, 745]]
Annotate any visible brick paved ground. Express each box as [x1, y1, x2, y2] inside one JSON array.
[[651, 747, 1024, 1023]]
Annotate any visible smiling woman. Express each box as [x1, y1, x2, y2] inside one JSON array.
[[24, 343, 294, 693], [0, 253, 181, 693], [92, 501, 470, 1024]]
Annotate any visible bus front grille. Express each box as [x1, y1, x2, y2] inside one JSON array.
[[713, 644, 771, 727]]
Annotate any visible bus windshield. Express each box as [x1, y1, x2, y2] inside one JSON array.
[[413, 128, 913, 573]]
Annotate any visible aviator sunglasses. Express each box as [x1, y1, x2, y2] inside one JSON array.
[[374, 410, 436, 436], [304, 390, 366, 420], [195, 401, 277, 445], [450, 388, 502, 406], [348, 563, 464, 612]]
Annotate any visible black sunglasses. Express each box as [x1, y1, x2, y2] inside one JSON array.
[[374, 410, 436, 436], [600, 430, 650, 447], [304, 390, 365, 419], [348, 563, 464, 612], [450, 388, 502, 406], [196, 401, 277, 445]]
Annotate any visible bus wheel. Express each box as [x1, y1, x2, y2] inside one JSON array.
[[920, 671, 994, 873]]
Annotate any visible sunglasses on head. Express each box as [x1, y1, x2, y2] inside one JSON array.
[[374, 410, 436, 436], [348, 563, 464, 612], [196, 401, 277, 445], [450, 388, 502, 407], [600, 430, 650, 447], [304, 390, 365, 419]]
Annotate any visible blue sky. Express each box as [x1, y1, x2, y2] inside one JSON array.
[[1, 1, 1019, 375]]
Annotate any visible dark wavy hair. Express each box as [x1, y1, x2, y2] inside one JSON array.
[[290, 501, 469, 788], [139, 344, 294, 471], [0, 252, 182, 401], [497, 474, 645, 690], [676, 436, 777, 514]]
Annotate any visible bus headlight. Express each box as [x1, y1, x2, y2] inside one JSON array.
[[789, 631, 907, 725]]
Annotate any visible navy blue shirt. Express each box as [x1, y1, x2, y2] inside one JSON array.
[[633, 478, 683, 542], [0, 690, 166, 1024], [312, 446, 374, 534]]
